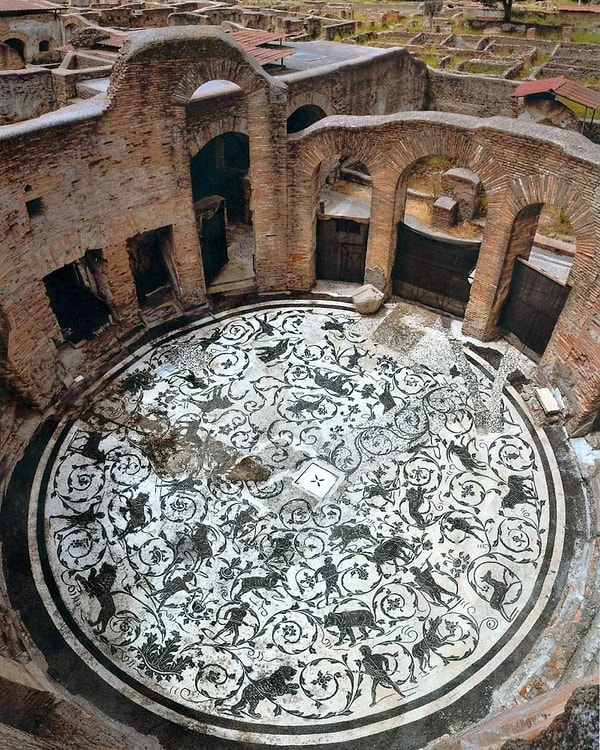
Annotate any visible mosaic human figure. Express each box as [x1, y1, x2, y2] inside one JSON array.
[[410, 564, 457, 606], [214, 602, 250, 643], [359, 645, 405, 705], [314, 556, 342, 605]]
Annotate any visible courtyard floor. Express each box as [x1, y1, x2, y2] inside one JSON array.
[[13, 299, 572, 748]]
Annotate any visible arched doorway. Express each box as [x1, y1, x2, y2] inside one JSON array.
[[189, 130, 252, 289], [3, 38, 24, 60], [315, 156, 371, 284], [392, 156, 486, 316], [499, 204, 573, 357], [287, 105, 326, 134]]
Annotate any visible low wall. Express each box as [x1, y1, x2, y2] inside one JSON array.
[[0, 68, 56, 125]]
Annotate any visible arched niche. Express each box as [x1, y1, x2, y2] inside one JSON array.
[[287, 105, 327, 134]]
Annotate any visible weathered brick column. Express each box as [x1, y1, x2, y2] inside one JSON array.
[[365, 169, 398, 294], [248, 85, 289, 293]]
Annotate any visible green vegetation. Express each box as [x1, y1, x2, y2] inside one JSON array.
[[571, 30, 600, 44]]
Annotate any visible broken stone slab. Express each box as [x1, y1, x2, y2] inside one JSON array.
[[535, 387, 561, 416], [352, 284, 384, 315]]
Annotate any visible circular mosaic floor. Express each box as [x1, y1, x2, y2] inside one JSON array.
[[28, 301, 565, 746]]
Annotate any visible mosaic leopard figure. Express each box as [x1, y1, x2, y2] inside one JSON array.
[[227, 666, 299, 718]]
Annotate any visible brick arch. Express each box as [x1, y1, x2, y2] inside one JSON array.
[[186, 112, 248, 159], [2, 34, 27, 59], [504, 173, 595, 249], [108, 27, 282, 111], [286, 91, 334, 119]]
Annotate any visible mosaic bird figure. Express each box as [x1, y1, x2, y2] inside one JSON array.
[[256, 338, 289, 362]]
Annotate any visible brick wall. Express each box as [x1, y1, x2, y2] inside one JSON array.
[[287, 112, 600, 432], [0, 68, 57, 124]]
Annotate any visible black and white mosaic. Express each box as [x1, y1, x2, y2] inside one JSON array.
[[30, 301, 565, 745]]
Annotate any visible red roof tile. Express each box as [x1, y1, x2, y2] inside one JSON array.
[[0, 0, 62, 11]]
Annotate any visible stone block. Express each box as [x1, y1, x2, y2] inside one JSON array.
[[432, 195, 458, 228], [352, 283, 384, 314], [535, 387, 561, 416]]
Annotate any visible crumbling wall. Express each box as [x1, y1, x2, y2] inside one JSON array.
[[0, 68, 57, 125], [427, 68, 517, 117]]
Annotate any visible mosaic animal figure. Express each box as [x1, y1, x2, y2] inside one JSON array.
[[412, 616, 454, 671], [76, 563, 117, 635], [235, 571, 281, 600], [482, 569, 517, 621], [174, 524, 213, 569], [119, 491, 149, 537], [256, 338, 289, 363], [324, 609, 385, 645], [370, 537, 415, 574], [154, 572, 194, 606], [286, 395, 326, 419], [330, 523, 374, 551], [54, 504, 105, 529], [227, 666, 299, 718], [448, 442, 486, 472], [501, 475, 536, 511]]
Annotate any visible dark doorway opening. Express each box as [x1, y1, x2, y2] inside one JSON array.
[[43, 257, 111, 343], [127, 226, 173, 306], [4, 38, 24, 59], [194, 196, 228, 287], [316, 218, 368, 283], [499, 258, 570, 357], [190, 133, 250, 223], [287, 105, 326, 134]]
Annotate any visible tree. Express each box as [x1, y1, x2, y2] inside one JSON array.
[[479, 0, 513, 23]]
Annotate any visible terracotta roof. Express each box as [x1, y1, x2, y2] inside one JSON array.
[[512, 76, 600, 110], [555, 79, 600, 109], [511, 77, 568, 97], [226, 28, 294, 65], [557, 4, 600, 10], [0, 0, 62, 11]]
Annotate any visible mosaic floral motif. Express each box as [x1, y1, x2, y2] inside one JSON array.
[[38, 304, 558, 735]]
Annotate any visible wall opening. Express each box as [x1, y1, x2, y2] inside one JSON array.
[[190, 132, 253, 291], [3, 38, 24, 59], [315, 156, 371, 283], [392, 156, 485, 316], [127, 226, 174, 306], [498, 203, 573, 357], [43, 257, 112, 343], [39, 40, 50, 53], [287, 105, 327, 134], [26, 197, 44, 219]]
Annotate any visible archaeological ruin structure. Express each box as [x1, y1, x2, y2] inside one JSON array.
[[0, 17, 598, 750]]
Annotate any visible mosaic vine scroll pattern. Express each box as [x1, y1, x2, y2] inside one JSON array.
[[34, 302, 563, 741]]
